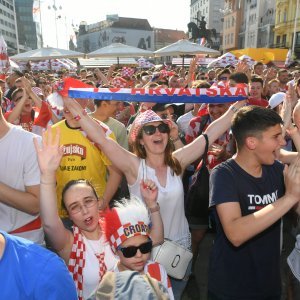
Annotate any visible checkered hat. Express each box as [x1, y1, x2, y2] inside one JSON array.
[[130, 109, 169, 142], [111, 76, 128, 88], [103, 196, 150, 253], [121, 67, 135, 78]]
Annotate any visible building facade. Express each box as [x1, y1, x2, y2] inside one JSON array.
[[190, 0, 224, 49], [76, 17, 154, 53], [274, 0, 300, 59], [238, 0, 275, 49], [222, 0, 243, 52], [15, 0, 41, 52], [0, 0, 18, 55]]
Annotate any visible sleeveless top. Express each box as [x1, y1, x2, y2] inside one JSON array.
[[128, 159, 191, 249]]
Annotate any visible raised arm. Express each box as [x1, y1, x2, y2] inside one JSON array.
[[33, 127, 73, 262], [174, 100, 246, 170], [63, 97, 140, 183], [140, 179, 164, 246]]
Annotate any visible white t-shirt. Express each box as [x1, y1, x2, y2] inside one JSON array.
[[0, 125, 43, 244], [83, 235, 117, 299], [176, 111, 194, 135], [128, 159, 191, 249]]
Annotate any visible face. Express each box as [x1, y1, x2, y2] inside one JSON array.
[[278, 71, 289, 85], [208, 71, 215, 80], [13, 91, 33, 114], [252, 124, 286, 165], [207, 103, 229, 121], [254, 65, 264, 76], [268, 82, 280, 95], [64, 183, 100, 235], [117, 235, 151, 272], [249, 81, 263, 99], [0, 81, 5, 93], [168, 76, 180, 88], [219, 73, 230, 82], [106, 100, 122, 118], [140, 121, 170, 155]]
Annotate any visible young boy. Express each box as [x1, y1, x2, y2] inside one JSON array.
[[103, 180, 174, 300], [208, 106, 300, 299]]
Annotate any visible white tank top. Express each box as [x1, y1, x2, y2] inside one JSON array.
[[128, 159, 191, 249], [82, 236, 117, 299]]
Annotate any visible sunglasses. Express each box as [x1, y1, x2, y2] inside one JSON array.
[[142, 123, 170, 135], [117, 240, 153, 258]]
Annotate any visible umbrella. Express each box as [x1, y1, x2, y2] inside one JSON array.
[[87, 43, 153, 65], [154, 39, 219, 66], [0, 35, 10, 73], [10, 47, 85, 61]]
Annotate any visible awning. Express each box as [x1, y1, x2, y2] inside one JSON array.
[[78, 58, 137, 68]]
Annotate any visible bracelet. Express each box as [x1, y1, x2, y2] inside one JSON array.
[[149, 203, 160, 213], [230, 105, 239, 113], [170, 136, 180, 143], [40, 181, 56, 185]]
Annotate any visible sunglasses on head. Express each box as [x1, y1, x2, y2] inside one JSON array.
[[117, 239, 153, 258], [142, 123, 170, 136]]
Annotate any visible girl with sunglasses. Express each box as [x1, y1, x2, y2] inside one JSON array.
[[33, 128, 164, 300], [103, 194, 174, 299], [62, 97, 246, 299]]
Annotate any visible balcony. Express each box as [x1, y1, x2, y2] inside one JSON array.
[[270, 42, 287, 48]]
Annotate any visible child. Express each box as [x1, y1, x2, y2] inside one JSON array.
[[103, 184, 174, 300]]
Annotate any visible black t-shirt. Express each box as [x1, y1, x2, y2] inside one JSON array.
[[208, 159, 284, 299]]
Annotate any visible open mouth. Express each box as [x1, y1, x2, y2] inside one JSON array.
[[153, 139, 163, 145], [84, 216, 93, 226]]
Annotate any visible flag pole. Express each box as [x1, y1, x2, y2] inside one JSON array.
[[292, 0, 300, 58]]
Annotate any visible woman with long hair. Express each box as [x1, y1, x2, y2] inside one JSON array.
[[33, 128, 163, 300], [63, 96, 246, 299]]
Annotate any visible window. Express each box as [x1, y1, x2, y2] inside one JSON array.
[[283, 10, 287, 22], [282, 34, 287, 45], [276, 35, 281, 44], [278, 10, 281, 23]]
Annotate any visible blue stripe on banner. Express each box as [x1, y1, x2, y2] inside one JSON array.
[[68, 87, 248, 104]]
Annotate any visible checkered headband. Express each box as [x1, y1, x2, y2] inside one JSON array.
[[103, 196, 150, 252]]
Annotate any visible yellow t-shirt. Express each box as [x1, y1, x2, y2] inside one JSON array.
[[51, 119, 115, 217]]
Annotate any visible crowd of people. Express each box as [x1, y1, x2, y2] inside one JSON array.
[[1, 58, 300, 300]]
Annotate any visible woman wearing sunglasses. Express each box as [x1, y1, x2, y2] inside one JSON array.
[[33, 128, 164, 300], [103, 194, 174, 299], [62, 97, 246, 299]]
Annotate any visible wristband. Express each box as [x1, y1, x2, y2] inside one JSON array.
[[230, 105, 239, 113], [149, 203, 160, 213]]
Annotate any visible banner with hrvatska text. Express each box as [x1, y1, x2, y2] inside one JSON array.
[[58, 77, 247, 104], [68, 86, 248, 104]]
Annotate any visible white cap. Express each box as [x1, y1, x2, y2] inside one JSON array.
[[268, 92, 286, 109]]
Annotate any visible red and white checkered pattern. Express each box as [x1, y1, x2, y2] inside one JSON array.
[[121, 67, 135, 78], [239, 55, 256, 66], [68, 225, 107, 300], [110, 222, 149, 252], [103, 197, 151, 252], [111, 76, 128, 88]]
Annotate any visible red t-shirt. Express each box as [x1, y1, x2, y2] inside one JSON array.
[[248, 97, 269, 107]]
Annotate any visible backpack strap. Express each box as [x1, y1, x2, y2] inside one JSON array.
[[201, 133, 209, 165]]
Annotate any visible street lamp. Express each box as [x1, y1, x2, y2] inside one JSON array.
[[48, 0, 62, 47]]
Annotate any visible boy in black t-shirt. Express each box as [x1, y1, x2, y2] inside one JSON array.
[[208, 106, 300, 300]]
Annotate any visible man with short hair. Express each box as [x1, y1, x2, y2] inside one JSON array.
[[248, 75, 269, 107], [91, 100, 128, 150], [253, 62, 264, 76], [277, 69, 289, 91], [208, 106, 300, 300]]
